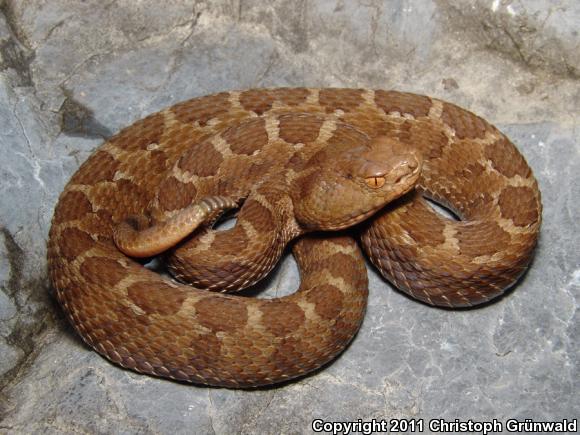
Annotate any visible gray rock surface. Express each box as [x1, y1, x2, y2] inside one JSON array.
[[0, 0, 578, 433]]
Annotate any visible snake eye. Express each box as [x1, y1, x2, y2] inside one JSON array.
[[365, 176, 386, 189]]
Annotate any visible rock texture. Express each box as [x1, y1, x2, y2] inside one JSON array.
[[0, 0, 578, 433]]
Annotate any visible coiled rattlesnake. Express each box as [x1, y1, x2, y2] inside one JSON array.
[[48, 88, 541, 387]]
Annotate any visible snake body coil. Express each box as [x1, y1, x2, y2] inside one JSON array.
[[48, 89, 541, 387]]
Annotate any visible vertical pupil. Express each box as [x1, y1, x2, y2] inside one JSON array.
[[374, 177, 378, 186]]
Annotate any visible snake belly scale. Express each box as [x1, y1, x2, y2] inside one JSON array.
[[48, 88, 541, 387]]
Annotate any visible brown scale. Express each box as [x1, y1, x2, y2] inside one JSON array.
[[171, 92, 233, 126], [48, 88, 541, 387], [498, 186, 540, 227], [374, 90, 432, 118], [319, 88, 365, 113]]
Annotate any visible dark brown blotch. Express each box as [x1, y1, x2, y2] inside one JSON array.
[[87, 209, 115, 241], [238, 199, 276, 233], [239, 90, 276, 115], [80, 256, 127, 287], [272, 88, 310, 106], [389, 119, 413, 142], [441, 103, 488, 140], [54, 191, 93, 223], [326, 123, 369, 149], [374, 90, 432, 118], [95, 209, 114, 232], [127, 281, 186, 315], [194, 297, 248, 333], [484, 137, 531, 178], [410, 122, 449, 159], [216, 159, 268, 196], [171, 93, 232, 126], [114, 179, 150, 216], [456, 221, 512, 257], [278, 114, 324, 144], [189, 331, 222, 366], [111, 112, 166, 152], [59, 227, 95, 260], [71, 151, 119, 185], [260, 301, 305, 337], [146, 150, 169, 175], [466, 192, 495, 218], [405, 199, 447, 247], [222, 118, 269, 156], [308, 252, 362, 285], [306, 284, 344, 320], [457, 162, 486, 181], [207, 227, 250, 257], [157, 177, 197, 211], [270, 336, 304, 370], [498, 186, 539, 227], [319, 89, 364, 113], [177, 139, 223, 177]]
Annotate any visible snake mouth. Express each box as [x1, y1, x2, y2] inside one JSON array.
[[395, 166, 419, 184], [391, 154, 422, 184]]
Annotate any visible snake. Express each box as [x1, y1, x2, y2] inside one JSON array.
[[47, 88, 542, 388]]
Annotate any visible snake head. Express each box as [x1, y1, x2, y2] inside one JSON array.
[[291, 136, 422, 231]]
